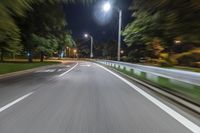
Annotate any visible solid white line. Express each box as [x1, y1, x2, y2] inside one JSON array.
[[0, 92, 34, 113], [59, 63, 78, 77], [96, 63, 200, 133]]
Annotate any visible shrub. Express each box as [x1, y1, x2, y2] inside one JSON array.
[[158, 60, 173, 67], [176, 52, 200, 66], [128, 51, 140, 62], [121, 56, 129, 62]]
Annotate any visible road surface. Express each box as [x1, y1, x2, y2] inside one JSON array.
[[0, 61, 199, 133], [103, 60, 200, 86]]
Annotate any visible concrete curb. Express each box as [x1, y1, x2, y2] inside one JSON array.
[[0, 64, 62, 80], [101, 63, 200, 114]]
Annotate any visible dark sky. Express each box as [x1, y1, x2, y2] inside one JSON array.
[[64, 0, 133, 43]]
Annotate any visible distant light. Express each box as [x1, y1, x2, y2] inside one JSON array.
[[103, 2, 111, 12], [84, 34, 88, 38], [120, 50, 124, 54], [175, 40, 181, 44], [73, 49, 77, 53]]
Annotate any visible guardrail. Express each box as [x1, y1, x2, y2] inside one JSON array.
[[97, 60, 200, 106]]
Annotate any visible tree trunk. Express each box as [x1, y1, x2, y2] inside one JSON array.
[[40, 52, 44, 62], [0, 49, 4, 62]]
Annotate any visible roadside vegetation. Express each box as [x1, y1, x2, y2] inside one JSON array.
[[122, 0, 200, 68], [0, 0, 91, 63], [1, 0, 199, 71], [0, 60, 60, 75], [88, 0, 200, 70]]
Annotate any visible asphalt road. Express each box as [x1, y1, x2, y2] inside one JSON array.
[[0, 61, 199, 133], [104, 60, 200, 86]]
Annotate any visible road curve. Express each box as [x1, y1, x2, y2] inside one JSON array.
[[0, 61, 199, 133]]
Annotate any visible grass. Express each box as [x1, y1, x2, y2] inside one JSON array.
[[108, 65, 200, 105], [0, 61, 60, 75]]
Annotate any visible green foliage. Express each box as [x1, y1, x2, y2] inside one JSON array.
[[31, 34, 57, 56], [158, 60, 173, 67], [123, 0, 200, 65], [59, 32, 76, 49], [175, 49, 200, 67], [127, 51, 136, 62], [0, 0, 93, 61], [16, 1, 76, 61], [0, 0, 28, 61]]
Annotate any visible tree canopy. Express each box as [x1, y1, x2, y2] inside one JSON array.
[[123, 0, 200, 64], [0, 0, 88, 61]]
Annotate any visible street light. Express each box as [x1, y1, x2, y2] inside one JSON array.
[[103, 2, 111, 12], [84, 33, 94, 58], [102, 2, 122, 61], [175, 40, 181, 44]]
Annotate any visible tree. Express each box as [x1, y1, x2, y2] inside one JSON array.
[[58, 32, 76, 58], [123, 0, 200, 62], [102, 40, 118, 60], [0, 0, 34, 61], [0, 0, 93, 62], [76, 38, 90, 58], [30, 34, 59, 62], [17, 1, 71, 62]]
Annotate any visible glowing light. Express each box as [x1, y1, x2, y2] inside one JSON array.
[[84, 34, 88, 38], [103, 2, 111, 12], [175, 40, 181, 44]]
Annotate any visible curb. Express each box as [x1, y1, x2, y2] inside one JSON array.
[[102, 64, 200, 114], [0, 64, 62, 80]]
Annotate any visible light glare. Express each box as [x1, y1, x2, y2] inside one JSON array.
[[84, 34, 88, 38], [103, 2, 111, 12]]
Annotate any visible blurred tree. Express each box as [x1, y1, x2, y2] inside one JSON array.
[[0, 0, 33, 61], [0, 0, 93, 62], [94, 43, 104, 58], [58, 32, 76, 57], [103, 40, 117, 59], [123, 0, 200, 63], [30, 34, 59, 62], [76, 38, 90, 58], [16, 1, 74, 62]]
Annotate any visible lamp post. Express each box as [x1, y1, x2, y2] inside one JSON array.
[[84, 34, 94, 58], [103, 2, 122, 61]]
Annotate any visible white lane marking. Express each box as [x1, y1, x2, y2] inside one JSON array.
[[80, 64, 91, 67], [96, 63, 200, 133], [57, 69, 65, 72], [35, 69, 56, 73], [66, 65, 71, 68], [59, 63, 78, 77], [0, 92, 34, 113]]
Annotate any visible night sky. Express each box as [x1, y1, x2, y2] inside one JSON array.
[[64, 0, 133, 43]]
